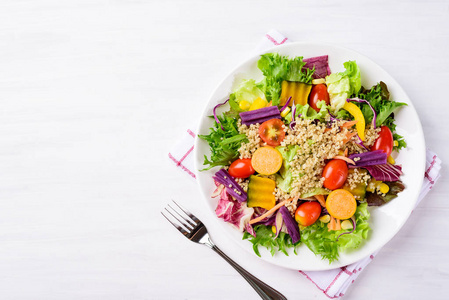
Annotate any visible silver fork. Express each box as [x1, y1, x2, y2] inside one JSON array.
[[161, 200, 287, 300]]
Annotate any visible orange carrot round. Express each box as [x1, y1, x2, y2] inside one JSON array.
[[251, 146, 283, 175], [325, 189, 357, 220]]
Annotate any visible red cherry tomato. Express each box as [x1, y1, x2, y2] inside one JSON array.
[[258, 119, 286, 147], [308, 84, 330, 112], [322, 159, 348, 190], [228, 158, 255, 178], [371, 126, 393, 156], [295, 201, 322, 226]]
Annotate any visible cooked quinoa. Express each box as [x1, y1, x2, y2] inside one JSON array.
[[237, 116, 380, 212], [345, 169, 372, 200], [238, 120, 262, 159]]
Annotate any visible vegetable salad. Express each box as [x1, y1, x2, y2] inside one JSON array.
[[200, 53, 406, 263]]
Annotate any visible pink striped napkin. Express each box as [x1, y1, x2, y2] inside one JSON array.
[[168, 31, 442, 298]]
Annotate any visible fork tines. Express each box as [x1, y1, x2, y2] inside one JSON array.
[[161, 200, 201, 236]]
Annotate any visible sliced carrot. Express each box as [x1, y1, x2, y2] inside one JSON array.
[[335, 218, 341, 230], [341, 120, 358, 128], [251, 146, 283, 175], [249, 199, 291, 225], [314, 195, 326, 207], [328, 215, 336, 231], [333, 155, 356, 165], [326, 189, 357, 220], [344, 148, 348, 157], [342, 131, 358, 144]]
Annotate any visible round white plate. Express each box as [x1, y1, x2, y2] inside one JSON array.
[[194, 42, 425, 271]]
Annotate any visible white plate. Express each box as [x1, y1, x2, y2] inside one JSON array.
[[193, 42, 425, 271]]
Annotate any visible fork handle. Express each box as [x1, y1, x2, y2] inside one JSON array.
[[210, 244, 287, 300]]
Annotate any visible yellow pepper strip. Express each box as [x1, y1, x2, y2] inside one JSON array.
[[379, 183, 389, 194], [247, 175, 276, 210], [394, 140, 399, 147], [341, 219, 353, 230], [249, 97, 268, 111], [239, 100, 251, 111], [367, 179, 390, 194], [387, 155, 395, 164], [280, 81, 312, 106], [343, 102, 366, 141], [319, 214, 330, 223], [280, 106, 291, 118], [312, 78, 326, 85]]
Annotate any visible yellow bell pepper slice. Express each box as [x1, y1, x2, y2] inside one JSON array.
[[249, 97, 268, 111], [343, 102, 366, 141], [280, 106, 291, 118], [247, 175, 276, 210], [280, 81, 312, 106], [239, 100, 251, 111], [387, 155, 395, 164]]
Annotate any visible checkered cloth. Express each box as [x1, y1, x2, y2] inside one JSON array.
[[168, 30, 442, 299]]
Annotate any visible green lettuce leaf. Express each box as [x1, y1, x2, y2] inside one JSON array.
[[284, 100, 330, 123], [275, 145, 300, 192], [356, 82, 407, 149], [301, 188, 330, 198], [232, 79, 266, 106], [300, 203, 371, 263], [257, 53, 314, 106], [325, 61, 361, 111], [242, 225, 300, 257]]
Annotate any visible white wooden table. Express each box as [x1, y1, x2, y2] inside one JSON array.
[[0, 0, 447, 299]]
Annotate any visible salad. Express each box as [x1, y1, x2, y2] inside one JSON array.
[[199, 53, 407, 263]]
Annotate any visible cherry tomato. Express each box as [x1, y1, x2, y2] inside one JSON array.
[[322, 159, 348, 190], [258, 119, 285, 146], [295, 201, 322, 226], [228, 158, 255, 178], [371, 126, 393, 156], [308, 84, 330, 112]]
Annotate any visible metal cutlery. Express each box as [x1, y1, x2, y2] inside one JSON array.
[[161, 200, 287, 300]]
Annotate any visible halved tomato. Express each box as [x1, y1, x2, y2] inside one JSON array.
[[309, 84, 330, 112], [371, 126, 393, 156], [322, 159, 348, 190], [228, 158, 255, 178], [258, 119, 285, 146], [295, 201, 322, 226]]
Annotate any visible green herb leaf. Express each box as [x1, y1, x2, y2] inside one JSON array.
[[199, 111, 247, 170], [355, 82, 407, 149], [393, 133, 407, 151]]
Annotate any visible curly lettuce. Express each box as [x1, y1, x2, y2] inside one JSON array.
[[301, 203, 371, 263], [199, 112, 247, 170], [243, 225, 300, 257]]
